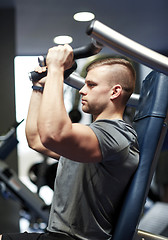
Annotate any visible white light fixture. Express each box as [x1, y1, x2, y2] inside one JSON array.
[[53, 35, 73, 44], [73, 12, 95, 22]]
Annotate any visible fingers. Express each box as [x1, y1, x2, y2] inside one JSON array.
[[64, 44, 73, 55], [46, 44, 74, 70], [33, 66, 47, 86], [34, 65, 47, 73], [62, 44, 74, 70], [48, 44, 73, 55], [64, 44, 74, 68]]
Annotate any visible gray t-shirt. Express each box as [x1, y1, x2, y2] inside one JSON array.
[[47, 119, 139, 240]]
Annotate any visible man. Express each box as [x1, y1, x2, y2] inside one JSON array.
[[1, 44, 139, 240]]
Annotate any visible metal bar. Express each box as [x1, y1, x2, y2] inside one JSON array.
[[64, 72, 84, 90], [127, 93, 139, 107], [66, 73, 140, 107], [134, 229, 168, 240], [87, 20, 168, 76]]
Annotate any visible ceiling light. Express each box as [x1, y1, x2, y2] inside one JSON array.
[[53, 35, 73, 44], [73, 12, 95, 22]]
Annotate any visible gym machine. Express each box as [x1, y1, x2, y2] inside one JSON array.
[[86, 20, 168, 240], [0, 40, 104, 230], [1, 18, 168, 239], [29, 19, 168, 240], [0, 122, 49, 229]]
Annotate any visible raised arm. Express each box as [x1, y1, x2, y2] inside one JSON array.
[[25, 71, 60, 160], [37, 45, 102, 163]]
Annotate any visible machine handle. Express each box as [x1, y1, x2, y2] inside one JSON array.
[[29, 62, 77, 82], [29, 40, 102, 82], [38, 40, 102, 67]]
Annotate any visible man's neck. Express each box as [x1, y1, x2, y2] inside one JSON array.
[[93, 112, 123, 122]]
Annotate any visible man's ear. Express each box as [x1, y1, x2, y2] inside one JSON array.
[[110, 84, 122, 100]]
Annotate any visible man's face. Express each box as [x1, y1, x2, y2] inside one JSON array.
[[79, 65, 113, 117]]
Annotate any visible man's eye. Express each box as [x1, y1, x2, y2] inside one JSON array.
[[88, 83, 95, 87]]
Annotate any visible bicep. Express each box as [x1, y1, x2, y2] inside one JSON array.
[[43, 123, 102, 163], [27, 134, 60, 160]]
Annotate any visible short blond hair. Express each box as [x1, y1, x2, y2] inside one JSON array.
[[86, 57, 136, 104]]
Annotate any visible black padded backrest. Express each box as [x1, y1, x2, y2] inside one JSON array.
[[112, 71, 168, 240]]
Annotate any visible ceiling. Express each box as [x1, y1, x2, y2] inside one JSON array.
[[1, 0, 168, 58]]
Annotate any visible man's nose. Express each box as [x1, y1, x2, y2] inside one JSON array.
[[79, 84, 87, 95]]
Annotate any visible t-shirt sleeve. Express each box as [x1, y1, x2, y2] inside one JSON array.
[[89, 120, 130, 163]]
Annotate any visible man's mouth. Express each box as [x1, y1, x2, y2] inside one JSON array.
[[81, 99, 87, 104]]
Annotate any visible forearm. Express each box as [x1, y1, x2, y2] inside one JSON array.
[[38, 67, 72, 145], [36, 44, 75, 155], [26, 87, 60, 159], [25, 88, 43, 149]]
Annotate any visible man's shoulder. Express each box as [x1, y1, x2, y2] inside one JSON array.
[[90, 119, 136, 134]]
